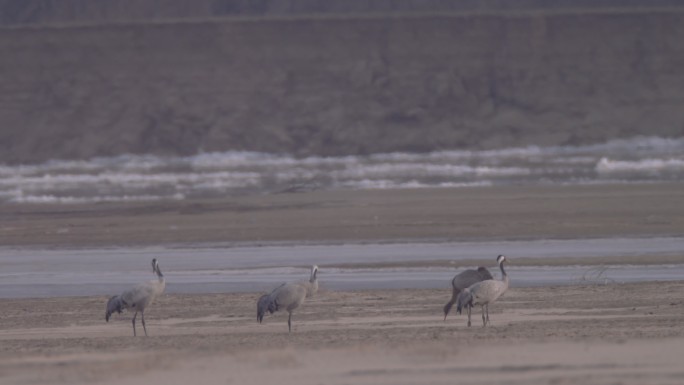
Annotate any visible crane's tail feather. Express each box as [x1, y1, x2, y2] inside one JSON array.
[[105, 295, 124, 322], [256, 294, 282, 323], [455, 289, 473, 315], [257, 294, 277, 323], [257, 283, 289, 323]]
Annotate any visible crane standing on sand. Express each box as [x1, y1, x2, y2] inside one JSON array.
[[257, 265, 319, 332], [443, 266, 493, 321], [105, 258, 166, 336], [456, 255, 510, 327]]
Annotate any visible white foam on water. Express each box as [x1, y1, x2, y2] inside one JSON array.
[[596, 157, 684, 174], [330, 163, 531, 179], [10, 193, 186, 204], [340, 179, 493, 189], [1, 136, 683, 204]]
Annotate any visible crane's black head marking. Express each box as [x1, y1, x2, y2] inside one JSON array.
[[151, 258, 164, 277]]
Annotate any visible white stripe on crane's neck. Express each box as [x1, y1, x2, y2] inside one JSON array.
[[310, 265, 318, 282], [152, 259, 164, 279], [496, 255, 507, 276]]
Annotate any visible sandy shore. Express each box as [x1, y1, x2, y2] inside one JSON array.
[[2, 183, 684, 384], [2, 183, 684, 247], [2, 281, 684, 384]]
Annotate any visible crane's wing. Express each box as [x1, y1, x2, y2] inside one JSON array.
[[272, 283, 308, 310], [477, 267, 494, 280], [453, 268, 494, 291], [468, 280, 507, 305], [119, 281, 157, 310]]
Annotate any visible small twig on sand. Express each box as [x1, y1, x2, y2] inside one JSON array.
[[574, 266, 616, 285]]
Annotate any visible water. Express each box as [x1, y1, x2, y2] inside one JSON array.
[[1, 136, 683, 204], [1, 237, 683, 298]]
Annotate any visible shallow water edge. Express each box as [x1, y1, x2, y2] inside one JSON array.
[[2, 237, 683, 298]]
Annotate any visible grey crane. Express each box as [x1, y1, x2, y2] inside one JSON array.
[[105, 258, 166, 336], [443, 266, 493, 320], [257, 265, 318, 332], [456, 255, 509, 327]]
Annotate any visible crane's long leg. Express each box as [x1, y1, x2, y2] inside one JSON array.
[[485, 304, 490, 325], [467, 305, 472, 327], [288, 312, 292, 333], [141, 311, 148, 337], [132, 312, 138, 337], [481, 306, 486, 327]]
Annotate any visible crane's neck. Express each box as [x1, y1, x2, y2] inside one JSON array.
[[154, 269, 166, 295], [308, 269, 319, 296], [155, 265, 164, 282], [499, 262, 509, 287]]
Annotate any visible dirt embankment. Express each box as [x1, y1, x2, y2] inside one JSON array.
[[2, 9, 684, 164]]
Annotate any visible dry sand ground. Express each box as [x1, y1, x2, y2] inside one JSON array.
[[2, 184, 684, 384], [1, 282, 684, 385]]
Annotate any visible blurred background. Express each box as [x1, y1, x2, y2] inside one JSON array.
[[1, 0, 683, 203]]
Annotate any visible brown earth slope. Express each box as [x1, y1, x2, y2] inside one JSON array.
[[1, 8, 684, 164], [3, 0, 684, 26]]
